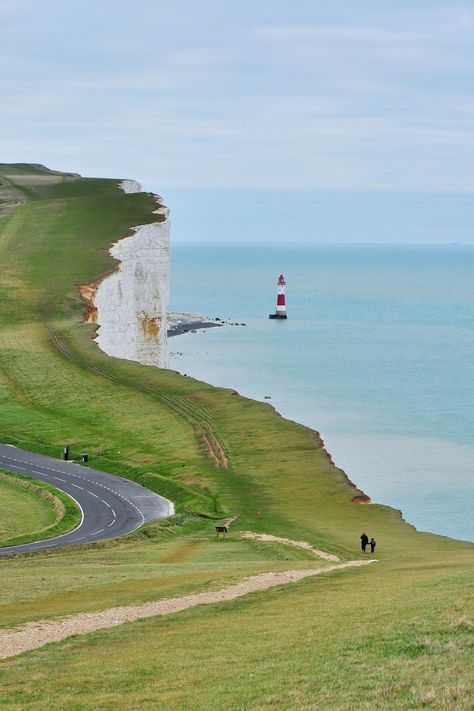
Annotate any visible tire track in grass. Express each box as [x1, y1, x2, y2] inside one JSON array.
[[47, 326, 229, 469]]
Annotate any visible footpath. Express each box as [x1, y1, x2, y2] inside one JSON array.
[[0, 558, 376, 660]]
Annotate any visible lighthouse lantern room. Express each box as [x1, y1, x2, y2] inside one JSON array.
[[269, 274, 288, 319]]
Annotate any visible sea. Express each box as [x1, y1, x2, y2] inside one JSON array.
[[169, 243, 474, 542]]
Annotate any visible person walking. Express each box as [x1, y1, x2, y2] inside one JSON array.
[[360, 532, 369, 553], [370, 537, 376, 554]]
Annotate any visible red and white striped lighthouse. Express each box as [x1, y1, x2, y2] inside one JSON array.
[[269, 274, 288, 319]]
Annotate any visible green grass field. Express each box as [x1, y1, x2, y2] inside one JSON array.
[[0, 473, 57, 544], [0, 470, 81, 547], [0, 164, 472, 710]]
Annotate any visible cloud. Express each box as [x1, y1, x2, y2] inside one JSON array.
[[0, 1, 28, 15], [1, 1, 474, 195], [257, 25, 426, 44]]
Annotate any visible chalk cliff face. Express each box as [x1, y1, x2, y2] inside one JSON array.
[[119, 179, 142, 194], [81, 181, 170, 368]]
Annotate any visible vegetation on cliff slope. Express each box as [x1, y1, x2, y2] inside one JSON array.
[[0, 164, 472, 710]]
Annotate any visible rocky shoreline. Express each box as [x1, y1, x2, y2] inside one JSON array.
[[167, 312, 246, 338]]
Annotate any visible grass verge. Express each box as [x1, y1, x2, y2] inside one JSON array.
[[0, 469, 81, 548]]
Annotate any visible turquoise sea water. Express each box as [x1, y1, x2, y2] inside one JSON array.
[[169, 243, 474, 542]]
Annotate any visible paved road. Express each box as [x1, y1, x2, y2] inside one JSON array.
[[0, 444, 174, 555]]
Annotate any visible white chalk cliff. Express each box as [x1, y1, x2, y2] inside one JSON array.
[[80, 180, 170, 368]]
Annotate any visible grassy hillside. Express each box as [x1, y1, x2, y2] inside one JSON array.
[[0, 472, 58, 544], [0, 164, 472, 710], [0, 470, 81, 547]]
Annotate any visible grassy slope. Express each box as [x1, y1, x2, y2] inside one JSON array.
[[0, 164, 472, 710], [0, 469, 81, 547], [0, 474, 56, 543]]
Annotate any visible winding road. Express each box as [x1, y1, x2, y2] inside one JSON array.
[[0, 444, 174, 555]]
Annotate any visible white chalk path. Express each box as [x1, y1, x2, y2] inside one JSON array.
[[241, 532, 341, 561], [0, 559, 376, 660]]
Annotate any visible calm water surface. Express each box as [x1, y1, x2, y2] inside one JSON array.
[[169, 243, 474, 541]]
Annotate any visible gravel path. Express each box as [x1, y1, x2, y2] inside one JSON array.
[[241, 532, 341, 561], [0, 559, 376, 660]]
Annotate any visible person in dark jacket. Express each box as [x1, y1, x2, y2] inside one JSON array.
[[370, 537, 376, 553], [360, 533, 369, 552]]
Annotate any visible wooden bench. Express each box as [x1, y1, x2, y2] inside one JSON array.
[[215, 525, 228, 537]]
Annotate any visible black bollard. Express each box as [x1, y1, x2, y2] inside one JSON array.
[[82, 453, 89, 463], [63, 445, 69, 461]]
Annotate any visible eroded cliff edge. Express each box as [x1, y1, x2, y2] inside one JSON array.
[[81, 180, 170, 368]]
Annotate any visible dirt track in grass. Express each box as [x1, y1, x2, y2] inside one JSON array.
[[0, 559, 376, 660], [241, 531, 341, 561]]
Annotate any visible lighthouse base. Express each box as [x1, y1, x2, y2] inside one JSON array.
[[269, 313, 287, 319]]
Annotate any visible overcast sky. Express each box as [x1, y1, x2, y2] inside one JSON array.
[[1, 0, 473, 242]]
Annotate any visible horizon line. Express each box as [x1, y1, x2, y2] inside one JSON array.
[[171, 240, 472, 247]]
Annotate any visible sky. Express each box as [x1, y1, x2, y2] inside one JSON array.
[[1, 0, 473, 243]]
